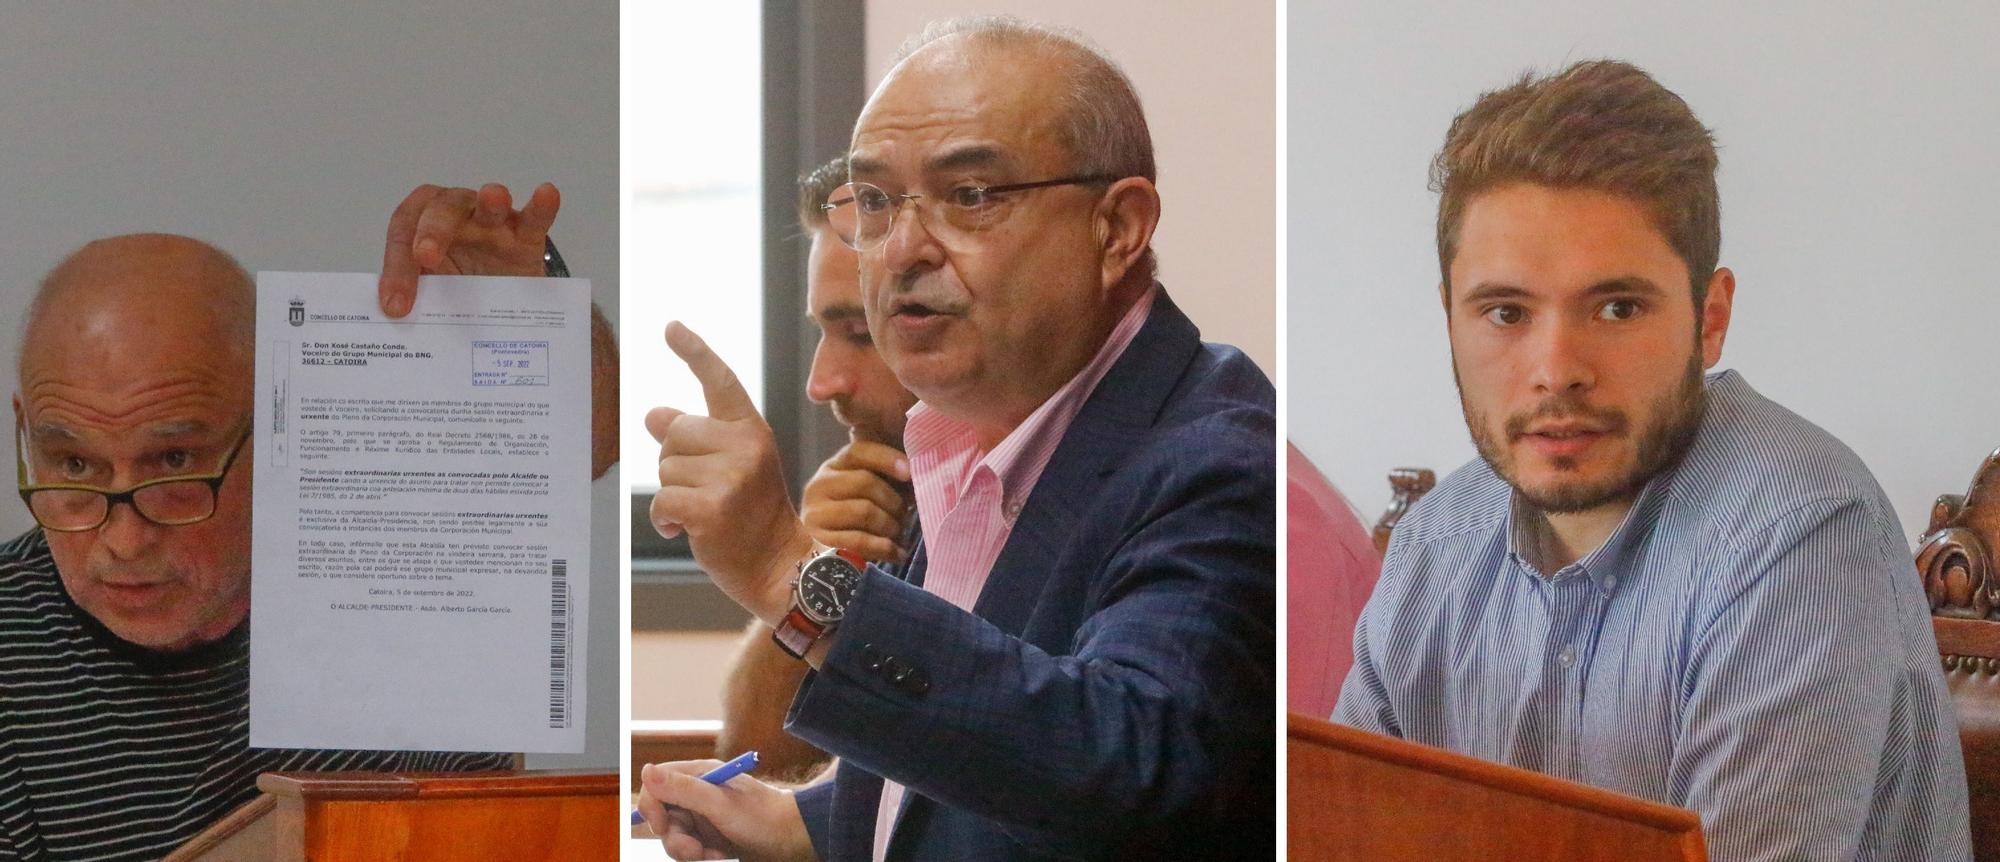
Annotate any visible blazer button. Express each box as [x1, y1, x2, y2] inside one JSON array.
[[893, 665, 929, 695], [860, 643, 884, 672]]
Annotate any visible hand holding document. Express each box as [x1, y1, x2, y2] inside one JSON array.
[[250, 272, 590, 752], [378, 182, 561, 317], [644, 323, 813, 626]]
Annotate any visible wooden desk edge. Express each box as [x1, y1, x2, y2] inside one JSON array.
[[256, 769, 618, 801], [159, 795, 275, 862], [1289, 712, 1703, 834]]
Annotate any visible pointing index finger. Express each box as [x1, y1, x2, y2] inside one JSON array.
[[664, 322, 759, 422]]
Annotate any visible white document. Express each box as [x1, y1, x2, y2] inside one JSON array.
[[250, 272, 589, 753]]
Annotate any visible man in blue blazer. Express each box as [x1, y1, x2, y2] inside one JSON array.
[[637, 15, 1275, 861]]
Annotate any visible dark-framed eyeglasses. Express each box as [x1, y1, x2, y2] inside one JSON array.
[[822, 175, 1118, 251], [15, 420, 253, 533]]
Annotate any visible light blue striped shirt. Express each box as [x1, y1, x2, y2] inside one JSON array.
[[1334, 370, 1971, 861]]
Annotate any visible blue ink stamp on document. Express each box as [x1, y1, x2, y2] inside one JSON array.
[[471, 340, 550, 386]]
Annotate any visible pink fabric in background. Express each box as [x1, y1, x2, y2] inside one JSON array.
[[1286, 442, 1382, 717]]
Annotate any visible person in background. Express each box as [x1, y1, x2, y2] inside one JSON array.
[[716, 154, 920, 783]]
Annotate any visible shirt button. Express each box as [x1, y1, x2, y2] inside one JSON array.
[[1004, 501, 1024, 519], [1604, 575, 1618, 591], [1557, 645, 1576, 668]]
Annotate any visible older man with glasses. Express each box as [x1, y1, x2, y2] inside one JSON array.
[[0, 184, 606, 861], [636, 16, 1275, 862]]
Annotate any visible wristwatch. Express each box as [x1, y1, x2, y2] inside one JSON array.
[[542, 236, 570, 278], [771, 547, 866, 659]]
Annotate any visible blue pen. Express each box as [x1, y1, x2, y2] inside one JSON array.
[[631, 750, 760, 825]]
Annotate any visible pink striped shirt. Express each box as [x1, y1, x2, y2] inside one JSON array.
[[871, 285, 1157, 861]]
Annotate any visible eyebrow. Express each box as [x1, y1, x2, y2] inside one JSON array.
[[1456, 282, 1532, 306], [32, 420, 213, 444], [1579, 276, 1667, 299], [927, 143, 1008, 174], [1457, 276, 1668, 306], [848, 154, 885, 179], [28, 423, 77, 443], [146, 419, 213, 439], [846, 143, 1013, 184]]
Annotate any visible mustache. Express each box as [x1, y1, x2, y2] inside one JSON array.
[[1503, 396, 1630, 439], [882, 271, 970, 314], [88, 562, 178, 585]]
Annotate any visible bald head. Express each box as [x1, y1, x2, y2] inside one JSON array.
[[21, 234, 255, 387], [877, 18, 1158, 280], [886, 17, 1156, 186], [14, 234, 260, 652]]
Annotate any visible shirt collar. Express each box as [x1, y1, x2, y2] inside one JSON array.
[[1504, 410, 1728, 596], [1504, 372, 1723, 594], [903, 283, 1158, 510], [1508, 477, 1671, 597]]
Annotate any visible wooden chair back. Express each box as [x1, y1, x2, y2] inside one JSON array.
[[1919, 448, 2000, 860], [1372, 468, 1435, 555]]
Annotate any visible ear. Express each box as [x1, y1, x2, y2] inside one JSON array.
[[1094, 177, 1161, 291], [1698, 267, 1735, 368]]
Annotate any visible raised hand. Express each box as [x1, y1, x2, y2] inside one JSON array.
[[379, 182, 560, 317], [646, 322, 814, 624]]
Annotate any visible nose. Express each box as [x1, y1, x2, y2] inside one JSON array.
[[1526, 318, 1595, 396], [806, 337, 853, 404], [877, 197, 945, 277], [96, 499, 165, 562]]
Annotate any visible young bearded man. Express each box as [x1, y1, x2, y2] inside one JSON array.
[[1332, 60, 1971, 861]]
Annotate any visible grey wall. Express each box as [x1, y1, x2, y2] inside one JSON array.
[[0, 2, 617, 769], [1290, 0, 2000, 543]]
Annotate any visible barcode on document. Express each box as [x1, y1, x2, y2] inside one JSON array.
[[547, 558, 571, 728]]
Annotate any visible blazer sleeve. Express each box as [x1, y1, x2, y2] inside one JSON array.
[[794, 776, 836, 860], [783, 412, 1275, 858]]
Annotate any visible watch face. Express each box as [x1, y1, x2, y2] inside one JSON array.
[[797, 554, 862, 622]]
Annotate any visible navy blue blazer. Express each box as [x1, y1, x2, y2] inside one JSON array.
[[785, 289, 1276, 860]]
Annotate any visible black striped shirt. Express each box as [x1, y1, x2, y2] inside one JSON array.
[[0, 530, 507, 861]]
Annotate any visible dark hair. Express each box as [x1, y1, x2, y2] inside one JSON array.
[[1434, 60, 1720, 304], [795, 153, 849, 231]]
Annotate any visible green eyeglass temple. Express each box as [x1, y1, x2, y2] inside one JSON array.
[[14, 424, 253, 532]]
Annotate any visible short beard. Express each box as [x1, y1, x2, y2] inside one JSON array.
[[831, 400, 905, 450], [1458, 351, 1707, 515]]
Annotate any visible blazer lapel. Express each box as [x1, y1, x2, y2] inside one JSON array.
[[968, 288, 1203, 632], [875, 288, 1203, 859]]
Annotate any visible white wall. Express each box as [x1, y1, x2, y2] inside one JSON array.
[[865, 0, 1277, 374], [0, 2, 618, 769], [1290, 0, 2000, 543]]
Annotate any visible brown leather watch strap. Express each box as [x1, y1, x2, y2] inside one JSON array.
[[772, 607, 824, 659]]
